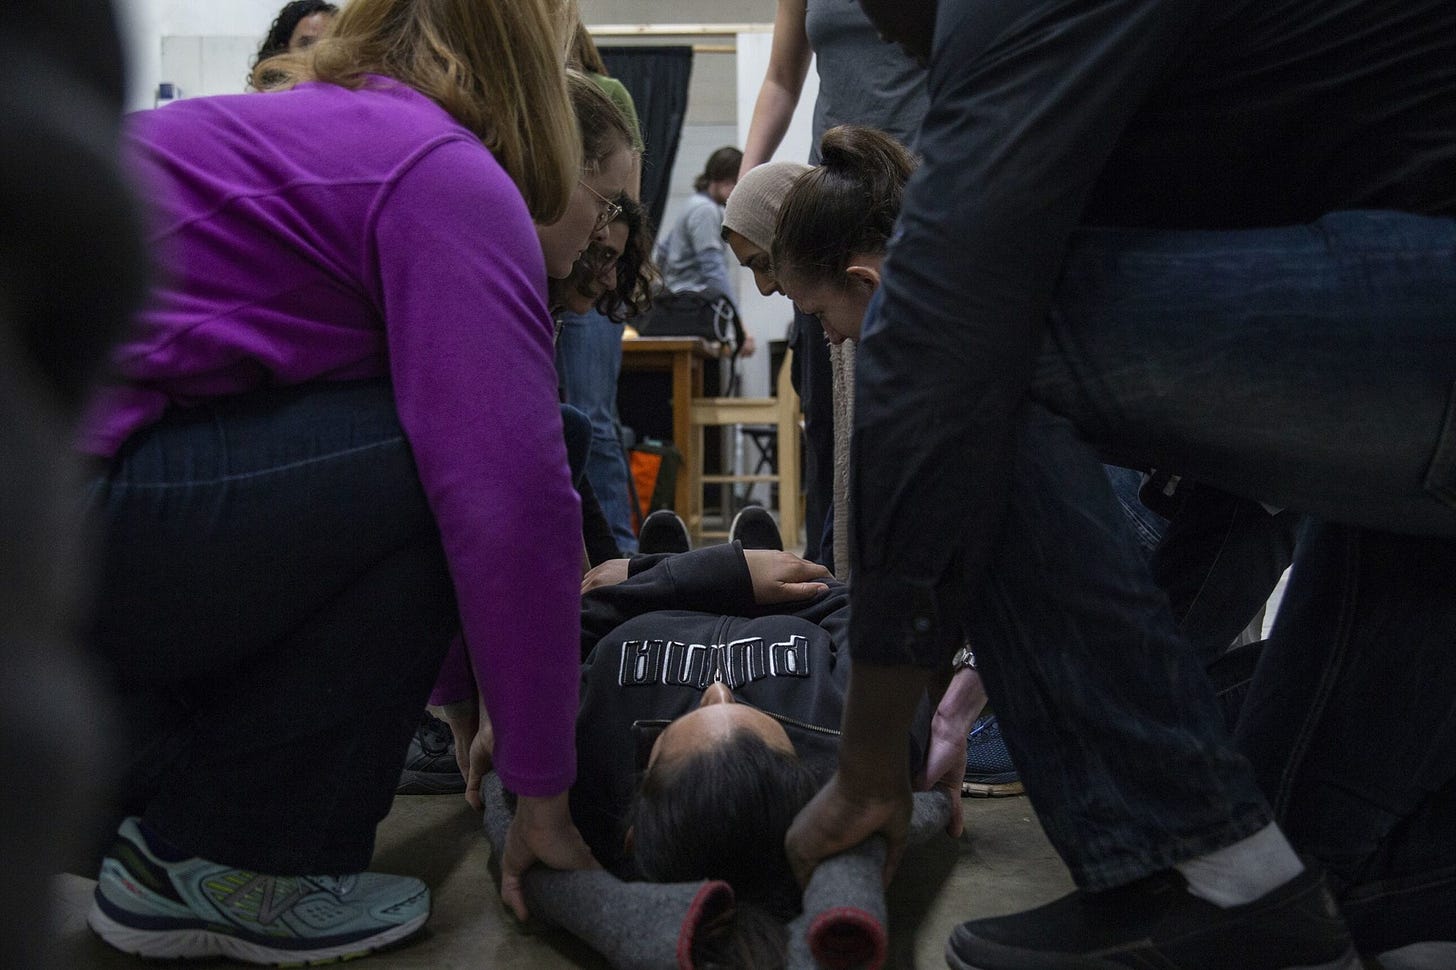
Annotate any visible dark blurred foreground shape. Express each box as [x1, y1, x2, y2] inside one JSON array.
[[0, 0, 146, 965]]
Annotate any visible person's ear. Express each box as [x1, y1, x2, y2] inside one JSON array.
[[845, 263, 881, 293], [623, 826, 635, 855]]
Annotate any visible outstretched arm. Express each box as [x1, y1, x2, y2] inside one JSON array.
[[915, 665, 987, 838], [740, 0, 812, 173]]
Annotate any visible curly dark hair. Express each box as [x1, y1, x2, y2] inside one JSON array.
[[552, 196, 657, 320], [250, 2, 337, 88], [595, 196, 657, 322]]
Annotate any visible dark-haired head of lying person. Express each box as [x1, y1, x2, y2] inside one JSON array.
[[569, 531, 968, 968]]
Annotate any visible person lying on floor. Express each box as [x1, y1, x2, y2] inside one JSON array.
[[573, 511, 983, 967]]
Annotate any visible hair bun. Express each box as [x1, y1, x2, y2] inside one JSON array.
[[817, 125, 915, 191]]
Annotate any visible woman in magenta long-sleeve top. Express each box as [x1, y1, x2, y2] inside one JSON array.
[[81, 1, 621, 964]]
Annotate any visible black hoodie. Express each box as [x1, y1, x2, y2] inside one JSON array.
[[569, 543, 929, 872]]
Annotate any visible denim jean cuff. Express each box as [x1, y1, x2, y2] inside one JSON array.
[[1064, 807, 1273, 891]]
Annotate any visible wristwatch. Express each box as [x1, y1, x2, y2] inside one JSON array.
[[951, 643, 977, 672]]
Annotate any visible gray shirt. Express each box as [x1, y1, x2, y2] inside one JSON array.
[[804, 0, 929, 162], [653, 192, 735, 300]]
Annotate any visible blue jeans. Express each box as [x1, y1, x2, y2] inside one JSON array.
[[964, 211, 1456, 898], [1104, 464, 1167, 554], [1034, 211, 1456, 536], [86, 380, 457, 874], [968, 404, 1273, 890], [555, 308, 637, 553]]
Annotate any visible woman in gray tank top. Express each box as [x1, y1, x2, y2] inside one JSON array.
[[738, 0, 928, 572], [741, 0, 927, 169]]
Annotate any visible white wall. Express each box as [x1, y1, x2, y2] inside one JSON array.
[[114, 0, 782, 112], [113, 0, 289, 110]]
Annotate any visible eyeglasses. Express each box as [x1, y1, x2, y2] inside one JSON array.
[[579, 180, 623, 233]]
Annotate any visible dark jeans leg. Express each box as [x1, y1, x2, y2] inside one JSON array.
[[1235, 522, 1456, 952], [967, 403, 1271, 890], [792, 309, 834, 565], [1033, 212, 1456, 538], [1152, 486, 1299, 667], [1105, 466, 1300, 671], [88, 380, 456, 875], [561, 403, 592, 488]]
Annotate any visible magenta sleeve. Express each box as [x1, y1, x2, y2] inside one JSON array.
[[429, 633, 474, 708], [371, 139, 581, 796]]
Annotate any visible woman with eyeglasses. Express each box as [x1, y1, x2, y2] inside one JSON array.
[[535, 72, 634, 280], [82, 1, 603, 963], [549, 197, 658, 568]]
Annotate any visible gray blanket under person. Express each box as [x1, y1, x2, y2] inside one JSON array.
[[480, 772, 952, 970]]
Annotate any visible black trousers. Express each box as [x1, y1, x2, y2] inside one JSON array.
[[790, 309, 835, 566], [87, 381, 456, 875]]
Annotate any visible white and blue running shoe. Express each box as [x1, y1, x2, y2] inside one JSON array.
[[88, 817, 430, 965]]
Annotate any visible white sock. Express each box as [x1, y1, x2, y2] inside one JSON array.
[[1174, 822, 1305, 908]]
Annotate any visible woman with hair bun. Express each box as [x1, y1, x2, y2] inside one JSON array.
[[739, 0, 929, 568], [771, 125, 917, 345], [773, 125, 912, 580], [725, 128, 1000, 808]]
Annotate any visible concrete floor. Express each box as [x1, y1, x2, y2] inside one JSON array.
[[52, 790, 1073, 969]]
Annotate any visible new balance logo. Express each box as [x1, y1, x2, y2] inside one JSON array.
[[218, 875, 305, 926]]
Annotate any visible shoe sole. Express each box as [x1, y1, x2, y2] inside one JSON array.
[[945, 933, 1363, 970], [397, 770, 467, 795], [962, 780, 1025, 798], [88, 897, 429, 966]]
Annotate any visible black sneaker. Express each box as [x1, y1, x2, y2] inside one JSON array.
[[728, 505, 783, 550], [396, 711, 465, 795], [945, 866, 1360, 970], [639, 509, 691, 554]]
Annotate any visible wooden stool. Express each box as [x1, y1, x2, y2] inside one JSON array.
[[687, 349, 801, 547]]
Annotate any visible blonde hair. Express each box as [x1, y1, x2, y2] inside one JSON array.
[[252, 0, 580, 223], [567, 21, 608, 75]]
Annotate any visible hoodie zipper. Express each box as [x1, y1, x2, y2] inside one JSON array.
[[764, 709, 841, 737]]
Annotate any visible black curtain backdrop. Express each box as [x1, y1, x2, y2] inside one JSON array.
[[599, 45, 693, 238]]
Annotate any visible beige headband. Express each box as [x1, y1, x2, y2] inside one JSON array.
[[721, 161, 813, 253]]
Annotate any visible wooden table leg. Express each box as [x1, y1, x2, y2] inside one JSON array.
[[671, 349, 695, 534]]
